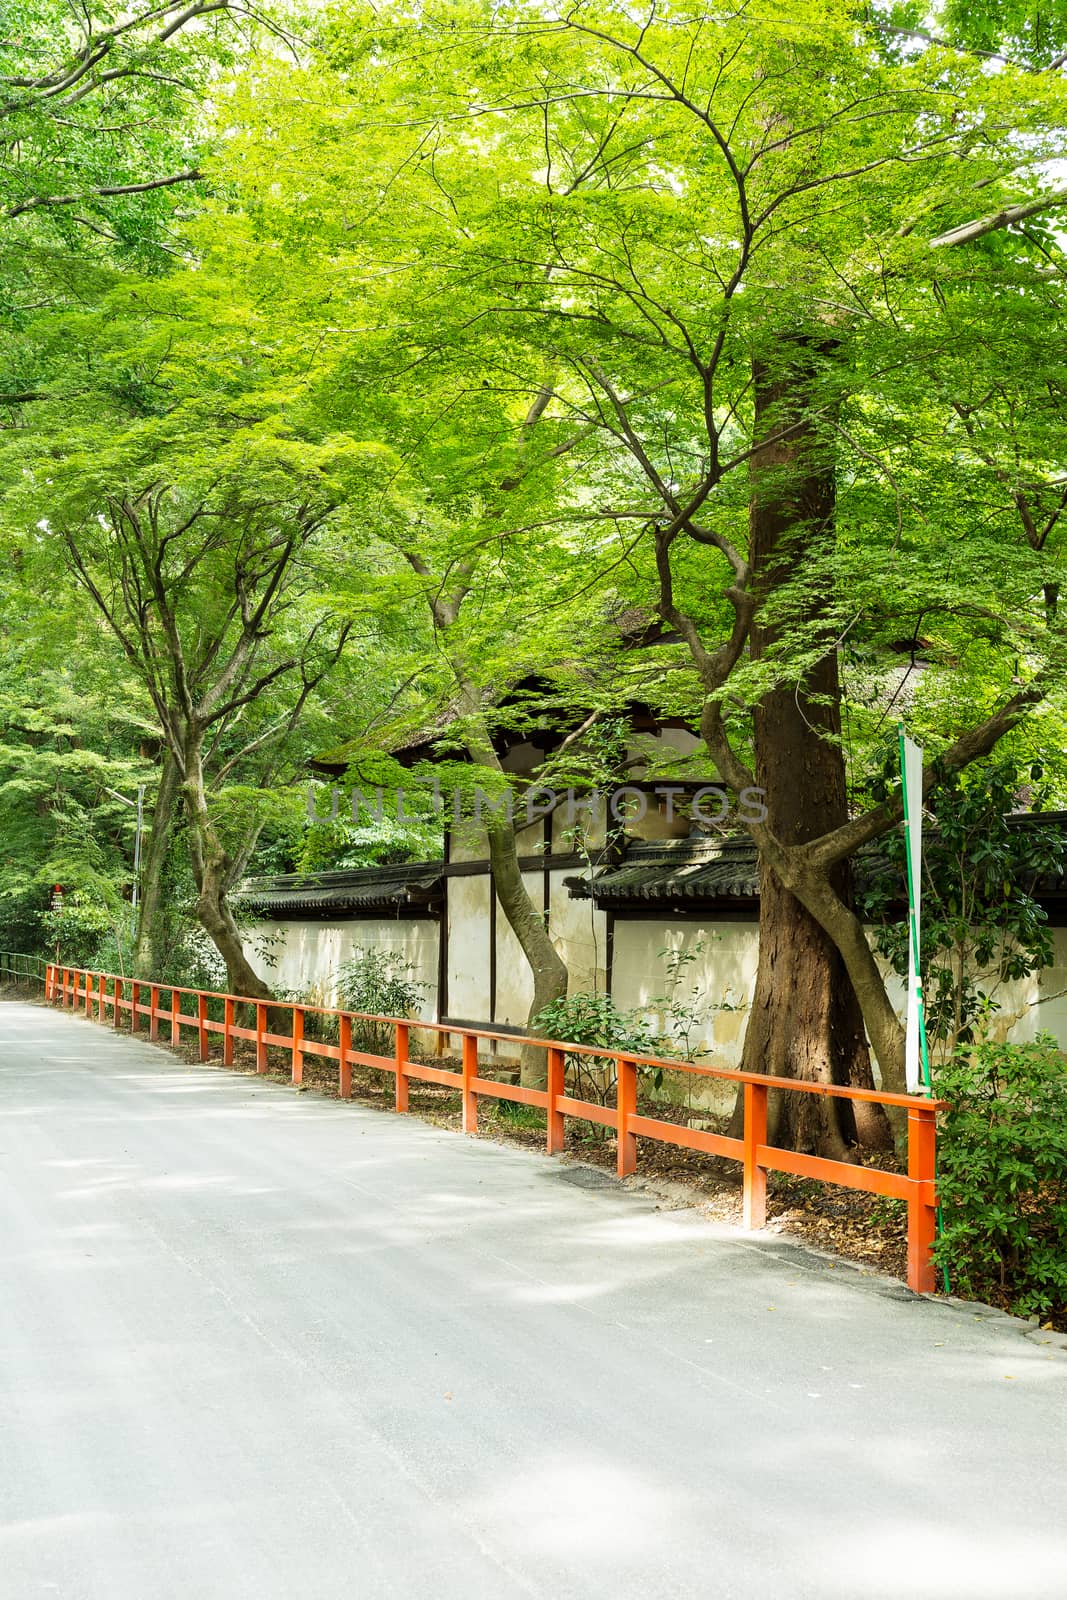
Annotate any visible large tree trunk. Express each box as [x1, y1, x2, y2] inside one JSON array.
[[133, 749, 179, 976], [484, 817, 568, 1090], [451, 680, 569, 1087], [737, 350, 892, 1153], [182, 734, 273, 1001]]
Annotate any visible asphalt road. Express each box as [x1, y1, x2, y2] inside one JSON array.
[[2, 1000, 1066, 1600]]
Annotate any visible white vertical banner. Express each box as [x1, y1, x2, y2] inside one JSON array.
[[899, 729, 927, 1093]]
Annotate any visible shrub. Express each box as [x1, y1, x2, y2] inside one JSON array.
[[860, 756, 1064, 1058], [934, 1036, 1067, 1319], [532, 991, 657, 1055], [40, 891, 115, 969], [335, 946, 426, 1055], [531, 991, 658, 1104]]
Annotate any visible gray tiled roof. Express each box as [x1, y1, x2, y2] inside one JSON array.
[[235, 863, 444, 918], [566, 837, 759, 905], [569, 811, 1067, 910]]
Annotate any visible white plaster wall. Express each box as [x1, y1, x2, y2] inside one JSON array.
[[447, 874, 492, 1020], [550, 794, 607, 851], [605, 916, 755, 1114], [849, 932, 1067, 1072], [1000, 927, 1067, 1044], [549, 872, 607, 995], [900, 926, 1067, 1054], [492, 870, 542, 1027], [612, 918, 757, 1065], [453, 813, 550, 860], [654, 727, 702, 759], [243, 918, 439, 1021], [242, 907, 1067, 1081], [449, 821, 489, 864], [612, 917, 1067, 1085]]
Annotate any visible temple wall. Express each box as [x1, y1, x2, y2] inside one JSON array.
[[241, 896, 1067, 1085], [244, 917, 440, 1023]]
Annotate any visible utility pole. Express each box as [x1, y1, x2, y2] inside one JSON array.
[[104, 785, 147, 908]]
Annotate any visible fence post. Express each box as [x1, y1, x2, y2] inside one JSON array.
[[292, 1007, 304, 1085], [339, 1014, 352, 1099], [110, 976, 122, 1027], [223, 996, 235, 1066], [395, 1022, 409, 1113], [170, 990, 180, 1046], [256, 1002, 268, 1073], [546, 1045, 565, 1154], [149, 986, 160, 1041], [197, 993, 209, 1062], [131, 981, 141, 1033], [907, 1103, 938, 1294], [616, 1055, 638, 1177], [84, 970, 93, 1016], [742, 1081, 768, 1229], [97, 973, 106, 1023], [44, 964, 53, 1000], [461, 1033, 478, 1134]]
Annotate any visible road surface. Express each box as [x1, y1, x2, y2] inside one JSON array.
[[1, 1000, 1065, 1599]]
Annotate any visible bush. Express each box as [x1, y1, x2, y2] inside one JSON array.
[[335, 946, 426, 1055], [531, 991, 657, 1054], [40, 892, 115, 970], [531, 992, 658, 1104], [860, 756, 1063, 1058], [934, 1036, 1067, 1319]]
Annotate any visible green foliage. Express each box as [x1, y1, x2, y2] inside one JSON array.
[[301, 817, 442, 871], [292, 769, 444, 871], [217, 0, 1067, 815], [0, 0, 242, 283], [335, 946, 426, 1054], [0, 632, 156, 946], [157, 927, 230, 994], [532, 991, 657, 1056], [4, 0, 1067, 1060], [861, 758, 1065, 1051], [942, 0, 1067, 69], [532, 991, 657, 1104], [934, 1037, 1067, 1319], [39, 890, 116, 969]]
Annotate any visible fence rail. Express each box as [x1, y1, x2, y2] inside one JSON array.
[[37, 962, 944, 1293], [0, 950, 48, 985]]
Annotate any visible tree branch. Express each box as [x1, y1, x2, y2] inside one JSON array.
[[5, 169, 203, 220], [930, 187, 1067, 248]]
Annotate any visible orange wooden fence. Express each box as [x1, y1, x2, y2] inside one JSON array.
[[44, 963, 943, 1293]]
